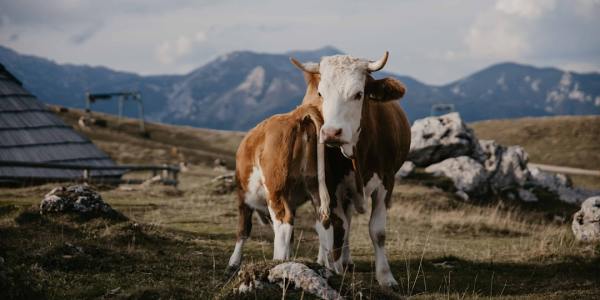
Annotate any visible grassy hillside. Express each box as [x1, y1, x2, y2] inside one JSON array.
[[471, 115, 600, 189], [51, 106, 244, 167], [1, 111, 598, 299]]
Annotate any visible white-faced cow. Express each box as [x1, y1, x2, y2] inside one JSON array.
[[226, 104, 330, 272], [291, 52, 411, 287]]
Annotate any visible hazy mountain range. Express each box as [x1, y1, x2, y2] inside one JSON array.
[[1, 45, 599, 130]]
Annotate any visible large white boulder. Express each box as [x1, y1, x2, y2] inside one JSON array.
[[395, 161, 416, 179], [572, 196, 600, 242], [425, 156, 488, 200], [408, 112, 481, 167]]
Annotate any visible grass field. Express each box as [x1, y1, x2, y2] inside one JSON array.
[[1, 110, 599, 299]]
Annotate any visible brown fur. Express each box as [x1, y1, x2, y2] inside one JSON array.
[[299, 70, 411, 263], [234, 104, 324, 239]]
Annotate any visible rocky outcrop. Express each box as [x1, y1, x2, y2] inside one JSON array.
[[572, 197, 600, 242], [40, 185, 125, 219], [411, 113, 598, 204], [527, 166, 596, 204], [408, 112, 480, 167], [396, 161, 416, 179], [425, 156, 488, 200]]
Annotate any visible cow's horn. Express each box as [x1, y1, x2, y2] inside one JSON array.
[[290, 57, 320, 74], [367, 51, 389, 72]]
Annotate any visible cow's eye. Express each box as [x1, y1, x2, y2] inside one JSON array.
[[353, 92, 363, 100], [318, 92, 322, 97]]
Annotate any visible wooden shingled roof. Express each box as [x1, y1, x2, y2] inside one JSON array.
[[0, 63, 122, 182]]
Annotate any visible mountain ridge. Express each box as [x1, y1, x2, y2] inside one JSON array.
[[1, 45, 598, 130]]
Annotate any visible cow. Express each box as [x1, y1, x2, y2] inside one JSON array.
[[290, 51, 411, 287], [226, 103, 331, 272]]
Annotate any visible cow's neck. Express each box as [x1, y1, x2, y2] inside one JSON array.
[[354, 99, 378, 185]]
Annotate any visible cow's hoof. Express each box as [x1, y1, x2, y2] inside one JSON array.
[[387, 283, 401, 293], [224, 264, 240, 277]]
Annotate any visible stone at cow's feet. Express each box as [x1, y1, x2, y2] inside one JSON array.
[[395, 161, 416, 179], [268, 262, 342, 300], [527, 167, 597, 204], [572, 196, 600, 242], [408, 112, 481, 167], [425, 156, 488, 200], [40, 185, 125, 220]]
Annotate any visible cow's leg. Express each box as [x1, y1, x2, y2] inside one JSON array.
[[341, 203, 353, 267], [315, 218, 332, 266], [268, 196, 294, 260], [227, 200, 253, 272], [314, 184, 347, 273], [369, 184, 398, 287]]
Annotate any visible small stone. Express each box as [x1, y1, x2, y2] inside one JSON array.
[[39, 184, 124, 219], [572, 196, 600, 242]]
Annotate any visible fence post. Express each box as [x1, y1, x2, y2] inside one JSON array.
[[83, 169, 90, 182]]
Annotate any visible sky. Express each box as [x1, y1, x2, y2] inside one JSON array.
[[0, 0, 599, 85]]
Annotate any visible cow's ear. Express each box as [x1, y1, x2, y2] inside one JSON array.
[[365, 77, 406, 102]]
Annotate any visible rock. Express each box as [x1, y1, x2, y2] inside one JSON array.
[[527, 167, 596, 204], [425, 156, 488, 200], [213, 158, 228, 171], [572, 196, 600, 242], [518, 188, 538, 202], [488, 145, 531, 192], [40, 185, 125, 219], [231, 262, 341, 300], [209, 173, 236, 195], [395, 161, 415, 179], [268, 262, 342, 300], [408, 112, 480, 167]]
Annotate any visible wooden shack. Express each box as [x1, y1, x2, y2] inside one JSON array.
[[0, 63, 122, 185]]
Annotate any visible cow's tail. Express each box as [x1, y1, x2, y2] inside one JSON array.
[[303, 106, 330, 221]]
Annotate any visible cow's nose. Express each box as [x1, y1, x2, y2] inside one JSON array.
[[321, 127, 342, 140]]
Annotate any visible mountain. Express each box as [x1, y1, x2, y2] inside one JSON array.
[[1, 45, 599, 130]]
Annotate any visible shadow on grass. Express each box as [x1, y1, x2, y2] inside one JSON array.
[[349, 255, 600, 297]]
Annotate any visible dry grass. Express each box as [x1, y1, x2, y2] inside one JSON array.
[[1, 166, 598, 299], [1, 112, 598, 299]]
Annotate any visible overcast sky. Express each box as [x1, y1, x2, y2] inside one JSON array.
[[0, 0, 598, 85]]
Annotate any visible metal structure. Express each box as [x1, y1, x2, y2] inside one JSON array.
[[430, 103, 456, 116], [85, 91, 145, 132]]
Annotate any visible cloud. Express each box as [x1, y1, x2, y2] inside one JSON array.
[[0, 0, 598, 84], [495, 0, 556, 18], [156, 32, 207, 65], [69, 23, 103, 45], [465, 0, 600, 67], [465, 15, 529, 59]]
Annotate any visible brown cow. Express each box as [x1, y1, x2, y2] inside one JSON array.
[[226, 104, 330, 272], [291, 52, 411, 287]]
